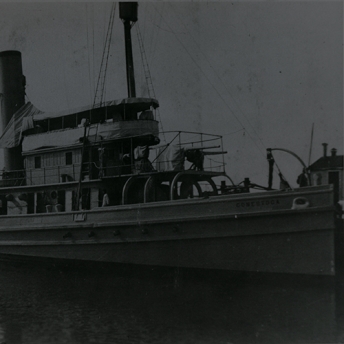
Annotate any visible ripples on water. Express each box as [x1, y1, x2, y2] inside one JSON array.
[[0, 261, 342, 344]]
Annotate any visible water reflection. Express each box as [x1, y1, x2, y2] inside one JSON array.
[[0, 262, 342, 344]]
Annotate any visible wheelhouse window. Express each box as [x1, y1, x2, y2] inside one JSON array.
[[66, 152, 73, 165], [34, 156, 41, 169]]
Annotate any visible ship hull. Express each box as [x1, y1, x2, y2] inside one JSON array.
[[0, 185, 339, 275]]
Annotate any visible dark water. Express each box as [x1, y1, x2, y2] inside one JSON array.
[[0, 261, 342, 344]]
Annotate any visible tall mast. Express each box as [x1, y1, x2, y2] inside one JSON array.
[[119, 2, 138, 99]]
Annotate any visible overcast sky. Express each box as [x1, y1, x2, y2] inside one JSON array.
[[0, 1, 342, 187]]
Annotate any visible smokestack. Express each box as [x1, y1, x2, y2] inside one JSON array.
[[0, 50, 26, 170], [331, 148, 337, 157], [322, 143, 328, 158]]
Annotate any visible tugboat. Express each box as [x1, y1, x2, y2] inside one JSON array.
[[0, 2, 341, 276]]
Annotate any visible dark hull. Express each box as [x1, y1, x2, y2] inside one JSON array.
[[0, 185, 339, 275]]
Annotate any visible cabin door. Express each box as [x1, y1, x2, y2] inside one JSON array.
[[328, 171, 339, 203]]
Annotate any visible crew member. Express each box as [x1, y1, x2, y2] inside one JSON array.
[[297, 168, 309, 187], [102, 189, 110, 207]]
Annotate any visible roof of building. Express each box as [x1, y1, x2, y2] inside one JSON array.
[[309, 155, 343, 170]]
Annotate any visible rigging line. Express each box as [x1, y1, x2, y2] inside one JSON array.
[[167, 3, 266, 153], [308, 123, 314, 166], [207, 157, 225, 164], [93, 3, 116, 108], [93, 3, 115, 143], [151, 131, 181, 164], [139, 3, 147, 89], [136, 24, 153, 96], [136, 23, 166, 143], [99, 2, 116, 105], [153, 24, 185, 34], [94, 3, 112, 106], [85, 4, 93, 101], [152, 4, 265, 159], [270, 151, 291, 187], [92, 3, 96, 103], [142, 3, 147, 42], [222, 128, 245, 136], [150, 3, 165, 65], [60, 7, 70, 110]]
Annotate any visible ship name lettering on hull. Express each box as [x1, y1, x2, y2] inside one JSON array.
[[236, 199, 280, 207]]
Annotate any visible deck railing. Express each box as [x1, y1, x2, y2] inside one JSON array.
[[151, 131, 226, 173], [0, 131, 227, 187]]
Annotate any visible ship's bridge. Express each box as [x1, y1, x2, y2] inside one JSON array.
[[0, 97, 159, 149]]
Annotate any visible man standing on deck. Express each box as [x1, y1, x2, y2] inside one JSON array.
[[102, 189, 110, 207], [297, 168, 309, 187]]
